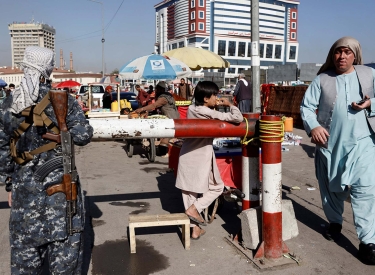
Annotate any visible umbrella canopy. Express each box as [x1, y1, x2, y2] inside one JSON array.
[[0, 79, 7, 87], [163, 47, 230, 71], [55, 80, 81, 88], [100, 75, 120, 84], [118, 54, 192, 80]]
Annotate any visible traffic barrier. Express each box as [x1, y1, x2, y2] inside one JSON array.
[[241, 113, 261, 210], [90, 116, 289, 260], [254, 115, 289, 260]]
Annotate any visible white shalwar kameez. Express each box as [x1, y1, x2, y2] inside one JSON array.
[[301, 69, 375, 244]]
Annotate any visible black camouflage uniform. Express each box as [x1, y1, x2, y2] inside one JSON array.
[[0, 82, 93, 274]]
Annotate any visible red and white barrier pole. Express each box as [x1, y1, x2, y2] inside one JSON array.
[[254, 115, 288, 260], [90, 119, 257, 139], [241, 113, 260, 210]]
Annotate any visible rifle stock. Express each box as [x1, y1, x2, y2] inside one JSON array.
[[46, 90, 77, 235], [49, 90, 68, 132]]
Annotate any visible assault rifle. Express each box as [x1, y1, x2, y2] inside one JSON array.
[[39, 90, 78, 235]]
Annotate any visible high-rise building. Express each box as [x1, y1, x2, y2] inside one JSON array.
[[154, 0, 300, 76], [8, 21, 56, 67]]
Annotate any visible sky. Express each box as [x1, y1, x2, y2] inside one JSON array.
[[0, 0, 375, 73]]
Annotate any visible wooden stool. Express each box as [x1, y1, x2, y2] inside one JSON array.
[[128, 213, 190, 253]]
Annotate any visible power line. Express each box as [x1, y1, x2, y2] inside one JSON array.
[[57, 34, 102, 44], [54, 0, 124, 45], [55, 29, 102, 43], [104, 0, 125, 33]]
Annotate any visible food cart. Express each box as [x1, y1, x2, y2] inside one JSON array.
[[86, 83, 127, 119]]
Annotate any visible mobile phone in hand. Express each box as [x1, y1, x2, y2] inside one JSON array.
[[357, 98, 369, 105]]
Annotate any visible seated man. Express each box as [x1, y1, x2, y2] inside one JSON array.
[[134, 81, 180, 156]]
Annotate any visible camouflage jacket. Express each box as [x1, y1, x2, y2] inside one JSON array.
[[0, 83, 93, 246]]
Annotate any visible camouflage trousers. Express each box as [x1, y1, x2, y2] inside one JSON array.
[[10, 232, 83, 275]]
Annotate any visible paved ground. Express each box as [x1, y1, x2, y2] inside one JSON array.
[[0, 127, 374, 274]]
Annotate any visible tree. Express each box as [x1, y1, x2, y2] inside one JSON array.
[[111, 68, 119, 75]]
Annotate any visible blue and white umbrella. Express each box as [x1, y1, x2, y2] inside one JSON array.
[[119, 54, 192, 80], [0, 79, 7, 87]]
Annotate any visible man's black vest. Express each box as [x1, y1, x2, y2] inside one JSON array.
[[236, 80, 252, 101]]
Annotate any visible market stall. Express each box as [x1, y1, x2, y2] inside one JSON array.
[[86, 83, 127, 119]]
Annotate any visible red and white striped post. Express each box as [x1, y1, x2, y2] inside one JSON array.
[[254, 115, 288, 260], [241, 113, 260, 210]]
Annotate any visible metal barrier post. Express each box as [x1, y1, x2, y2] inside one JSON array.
[[254, 115, 289, 259], [241, 113, 260, 210]]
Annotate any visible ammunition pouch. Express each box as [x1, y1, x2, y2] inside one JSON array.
[[9, 93, 60, 165]]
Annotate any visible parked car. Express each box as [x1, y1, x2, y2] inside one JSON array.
[[111, 92, 139, 110], [76, 84, 105, 107]]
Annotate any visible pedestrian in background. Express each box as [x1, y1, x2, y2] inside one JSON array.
[[233, 73, 252, 113], [102, 85, 113, 109], [175, 81, 243, 240], [0, 46, 93, 274], [300, 36, 375, 265], [135, 84, 150, 107], [177, 78, 191, 100], [8, 83, 15, 96]]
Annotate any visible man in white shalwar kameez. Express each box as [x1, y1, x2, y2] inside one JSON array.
[[300, 36, 375, 265]]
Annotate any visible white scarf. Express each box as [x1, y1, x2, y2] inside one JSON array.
[[239, 78, 248, 86], [10, 46, 54, 114]]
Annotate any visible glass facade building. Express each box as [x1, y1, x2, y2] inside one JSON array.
[[154, 0, 299, 76]]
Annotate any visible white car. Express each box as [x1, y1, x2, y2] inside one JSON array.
[[76, 84, 105, 107]]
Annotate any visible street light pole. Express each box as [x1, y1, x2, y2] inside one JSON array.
[[88, 0, 105, 78]]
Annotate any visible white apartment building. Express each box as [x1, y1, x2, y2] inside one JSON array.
[[154, 0, 299, 78], [8, 21, 56, 67]]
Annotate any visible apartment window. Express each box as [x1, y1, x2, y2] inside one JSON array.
[[238, 68, 245, 74], [247, 42, 251, 57], [292, 12, 296, 19], [228, 41, 236, 56], [289, 46, 297, 60], [198, 23, 204, 30], [191, 11, 195, 19], [266, 44, 273, 59], [228, 68, 236, 74], [238, 42, 245, 57], [172, 43, 177, 49], [218, 40, 226, 56], [275, 45, 282, 59], [191, 0, 195, 8], [199, 11, 204, 19], [179, 41, 185, 48], [259, 43, 264, 58], [292, 22, 296, 29], [191, 23, 195, 31], [199, 0, 204, 7]]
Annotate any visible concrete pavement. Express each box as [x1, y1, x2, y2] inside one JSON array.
[[0, 127, 374, 274]]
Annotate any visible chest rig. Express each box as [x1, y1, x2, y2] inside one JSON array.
[[10, 93, 60, 165]]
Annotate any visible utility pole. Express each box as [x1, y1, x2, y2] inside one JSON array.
[[88, 0, 105, 78], [251, 0, 261, 113]]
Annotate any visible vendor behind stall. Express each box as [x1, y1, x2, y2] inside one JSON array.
[[134, 81, 180, 149], [102, 85, 114, 109]]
